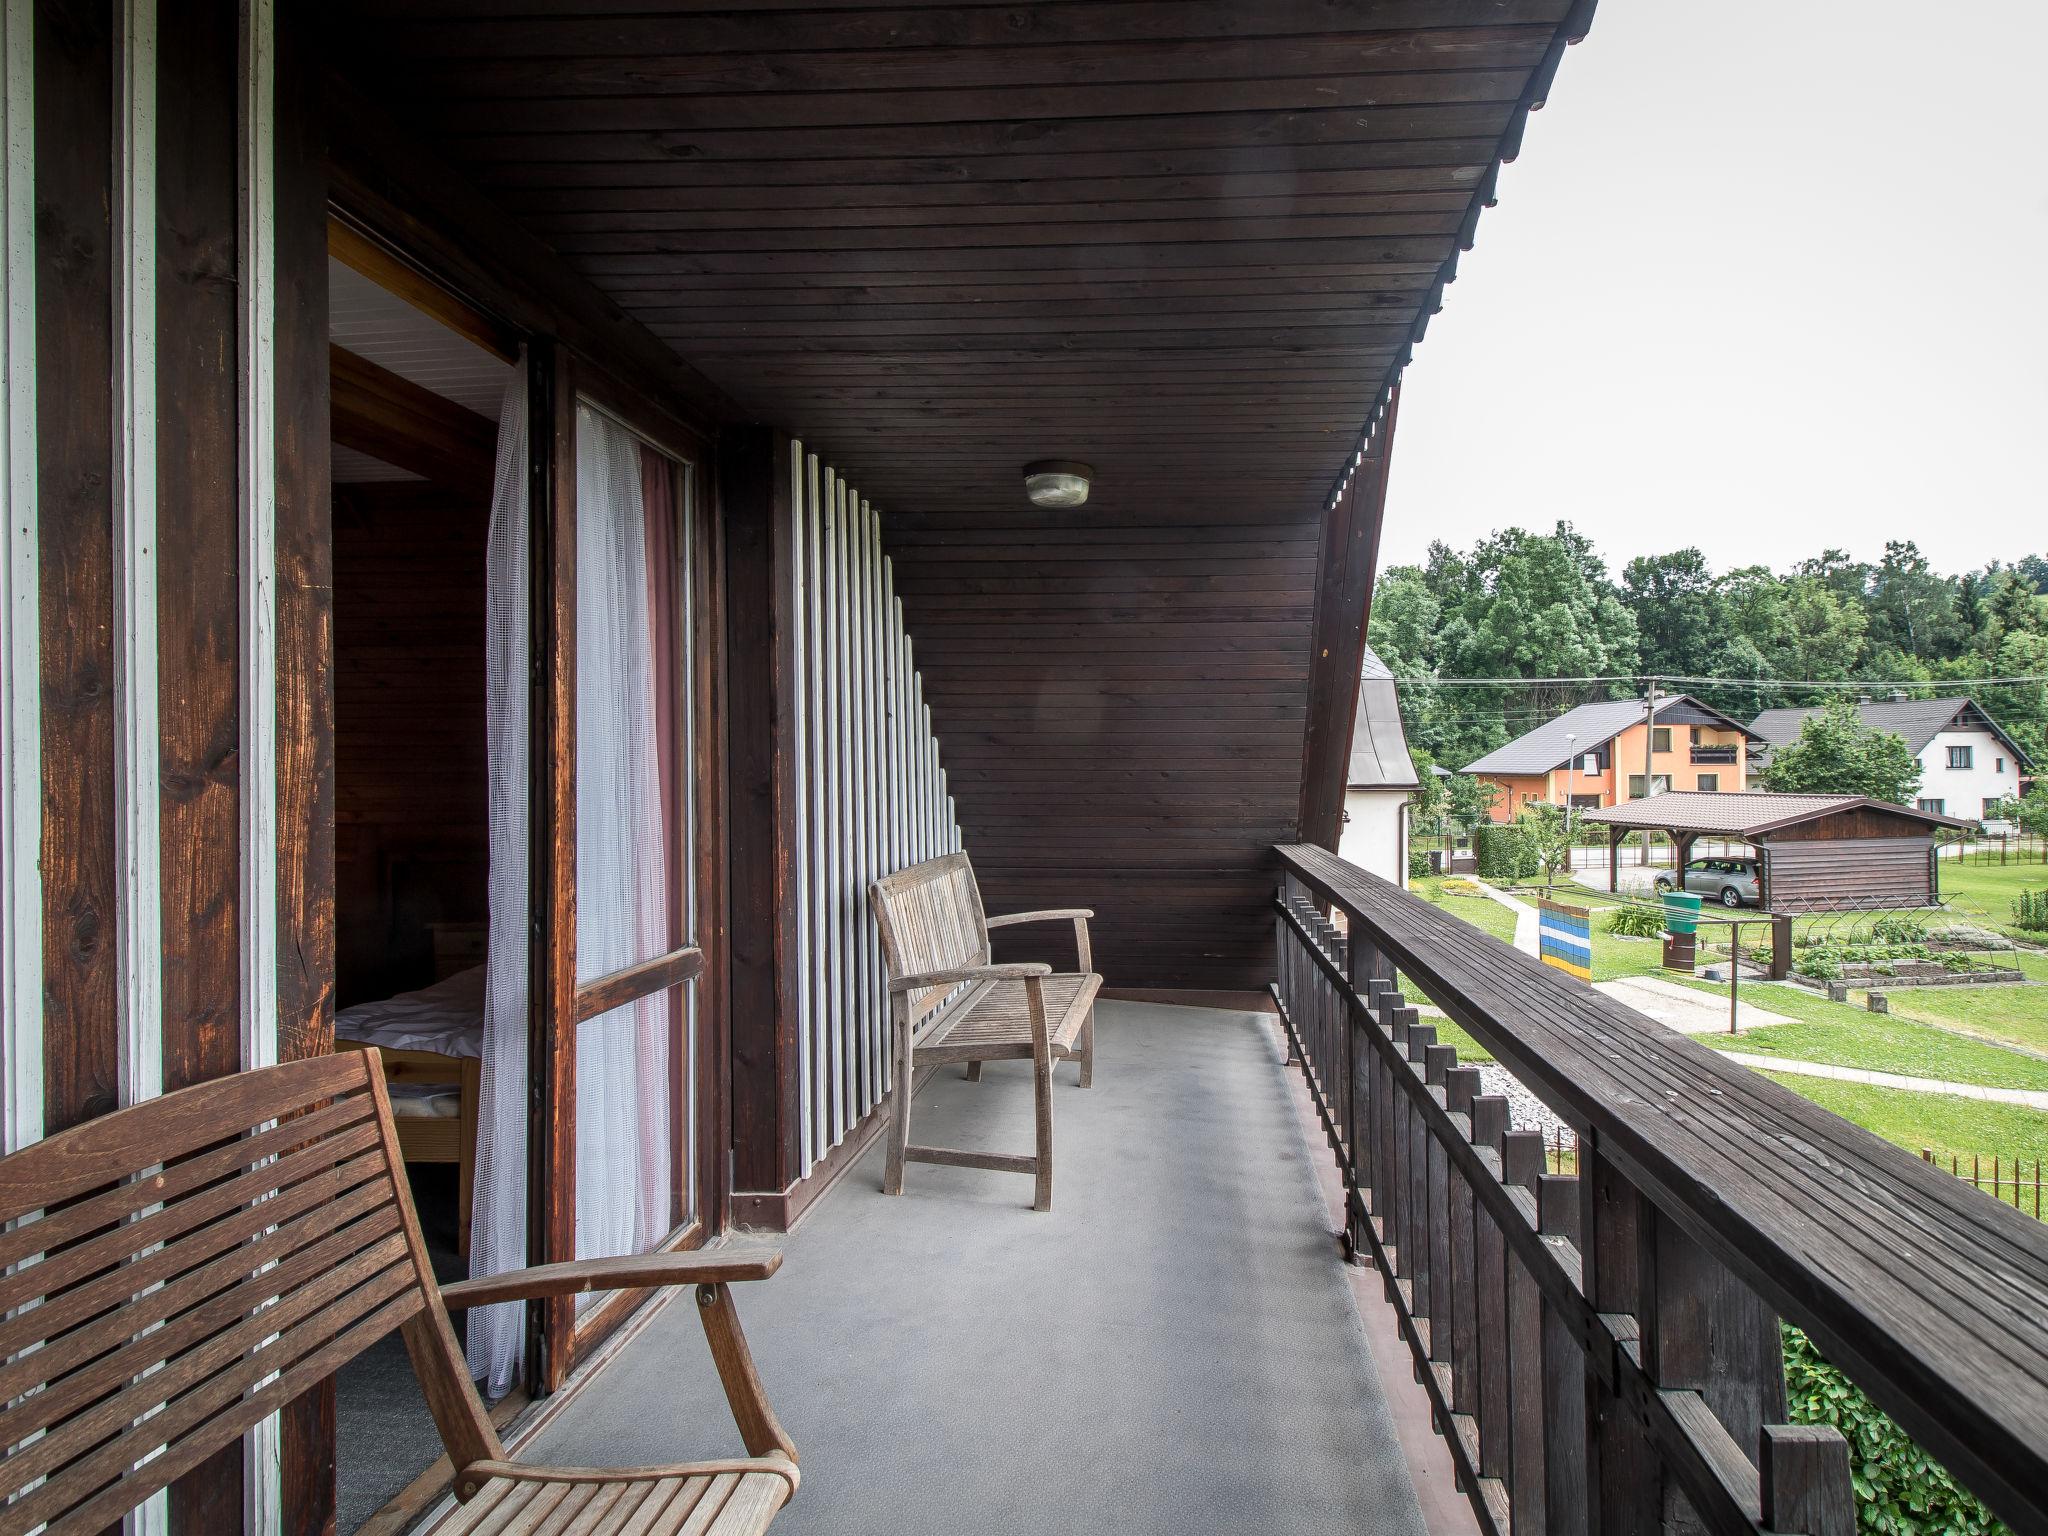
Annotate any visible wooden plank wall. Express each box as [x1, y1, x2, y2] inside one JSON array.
[[790, 441, 960, 1177], [885, 496, 1318, 992], [333, 482, 489, 1006], [21, 4, 335, 1530]]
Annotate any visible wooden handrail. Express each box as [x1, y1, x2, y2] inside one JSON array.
[[1273, 842, 2048, 1536]]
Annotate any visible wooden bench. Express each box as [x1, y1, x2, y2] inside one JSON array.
[[0, 1051, 796, 1536], [869, 852, 1102, 1211]]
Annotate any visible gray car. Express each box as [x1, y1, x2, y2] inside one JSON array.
[[1656, 856, 1760, 908]]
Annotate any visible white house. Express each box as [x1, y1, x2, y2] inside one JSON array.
[[1339, 649, 1420, 885], [1748, 697, 2031, 827]]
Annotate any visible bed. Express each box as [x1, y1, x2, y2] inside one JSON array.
[[335, 965, 484, 1257]]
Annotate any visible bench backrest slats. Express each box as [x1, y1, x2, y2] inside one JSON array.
[[869, 852, 990, 1027], [0, 1051, 492, 1536]]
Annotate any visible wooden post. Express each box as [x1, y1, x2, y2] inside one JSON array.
[[1607, 825, 1623, 894], [1578, 1138, 1654, 1535], [1760, 1425, 1855, 1536], [1637, 1206, 1787, 1530], [722, 426, 804, 1213], [1770, 912, 1793, 981]]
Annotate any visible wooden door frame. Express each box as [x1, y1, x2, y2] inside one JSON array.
[[530, 347, 729, 1392]]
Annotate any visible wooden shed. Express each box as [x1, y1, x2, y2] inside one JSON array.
[[1584, 791, 1971, 913]]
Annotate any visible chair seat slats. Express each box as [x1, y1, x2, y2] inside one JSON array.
[[435, 1469, 789, 1536]]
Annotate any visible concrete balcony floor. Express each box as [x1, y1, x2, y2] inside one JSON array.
[[525, 1001, 1432, 1535]]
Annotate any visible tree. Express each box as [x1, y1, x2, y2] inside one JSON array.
[[1445, 773, 1499, 828], [1622, 548, 1722, 677], [1756, 696, 1921, 804], [1994, 786, 2048, 839], [1516, 802, 1573, 888]]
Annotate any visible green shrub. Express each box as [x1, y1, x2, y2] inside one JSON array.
[[1606, 904, 1663, 939], [1471, 825, 1519, 881], [1871, 914, 1930, 945], [1795, 949, 1843, 981], [1408, 846, 1431, 880], [1782, 1324, 2010, 1535], [2015, 889, 2048, 933]]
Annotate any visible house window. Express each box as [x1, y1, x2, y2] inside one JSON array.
[[1652, 727, 1672, 753], [1947, 744, 1973, 769], [1985, 797, 2005, 819], [1997, 756, 2006, 773], [1689, 726, 1702, 745], [1569, 794, 1602, 809], [1917, 797, 1946, 815], [1582, 753, 1598, 773], [1696, 773, 1719, 792], [1627, 774, 1672, 798]]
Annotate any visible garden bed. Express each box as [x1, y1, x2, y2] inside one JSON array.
[[1790, 966, 2028, 991]]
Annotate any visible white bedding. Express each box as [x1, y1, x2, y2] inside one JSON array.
[[335, 965, 485, 1059]]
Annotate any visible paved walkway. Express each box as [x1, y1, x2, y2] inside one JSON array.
[[1470, 879, 1538, 955], [525, 1002, 1430, 1536], [1720, 1052, 2048, 1110], [1595, 975, 1791, 1034]]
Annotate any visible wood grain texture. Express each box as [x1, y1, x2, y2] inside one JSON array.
[[1281, 842, 2048, 1536], [277, 7, 342, 1523], [34, 0, 119, 1135]]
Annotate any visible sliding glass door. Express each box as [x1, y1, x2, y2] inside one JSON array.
[[528, 347, 721, 1389]]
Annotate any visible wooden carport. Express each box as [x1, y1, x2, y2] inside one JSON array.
[[332, 0, 1597, 991], [1585, 791, 1972, 976]]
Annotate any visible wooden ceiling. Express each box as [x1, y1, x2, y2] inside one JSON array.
[[339, 0, 1590, 988]]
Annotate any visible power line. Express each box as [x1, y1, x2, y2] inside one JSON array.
[[1406, 673, 2048, 690]]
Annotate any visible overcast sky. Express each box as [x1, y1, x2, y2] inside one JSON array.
[[1378, 0, 2048, 580]]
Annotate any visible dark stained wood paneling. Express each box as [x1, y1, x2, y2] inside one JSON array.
[[1299, 390, 1397, 853], [156, 3, 246, 1524], [334, 1, 1589, 987], [277, 8, 340, 1531], [35, 0, 118, 1134], [721, 427, 801, 1197], [333, 484, 490, 1007]]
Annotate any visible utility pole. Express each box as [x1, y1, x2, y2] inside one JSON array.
[[1642, 677, 1659, 802]]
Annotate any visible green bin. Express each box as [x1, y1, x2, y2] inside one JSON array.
[[1661, 889, 1701, 936]]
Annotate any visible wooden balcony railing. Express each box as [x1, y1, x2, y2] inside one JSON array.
[[1691, 744, 1740, 765], [1272, 843, 2047, 1536]]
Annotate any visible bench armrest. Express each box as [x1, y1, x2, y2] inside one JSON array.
[[889, 962, 1050, 994], [437, 1249, 780, 1311], [984, 908, 1095, 974], [441, 1249, 796, 1467], [984, 908, 1094, 926]]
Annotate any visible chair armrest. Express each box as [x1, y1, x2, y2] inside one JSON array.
[[437, 1249, 780, 1312], [984, 908, 1094, 927], [888, 962, 1050, 994]]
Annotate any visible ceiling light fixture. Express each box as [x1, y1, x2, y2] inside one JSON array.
[[1022, 459, 1093, 509]]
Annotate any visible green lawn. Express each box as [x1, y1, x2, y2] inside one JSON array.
[[1408, 877, 1519, 945], [1875, 983, 2048, 1059], [1687, 982, 2048, 1091], [1758, 1071, 2048, 1172], [1938, 857, 2048, 940]]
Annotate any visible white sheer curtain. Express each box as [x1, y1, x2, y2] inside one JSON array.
[[469, 378, 675, 1397], [569, 405, 672, 1272], [470, 359, 532, 1396]]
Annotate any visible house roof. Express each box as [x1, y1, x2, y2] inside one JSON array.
[[1460, 694, 1760, 777], [1347, 647, 1418, 792], [1582, 790, 1972, 838], [1749, 697, 2034, 769]]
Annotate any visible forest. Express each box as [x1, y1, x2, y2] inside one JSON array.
[[1366, 527, 2048, 771]]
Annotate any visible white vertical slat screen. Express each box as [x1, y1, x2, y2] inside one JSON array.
[[0, 0, 39, 1157], [788, 443, 960, 1170]]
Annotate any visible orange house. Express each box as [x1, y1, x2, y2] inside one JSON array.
[[1461, 696, 1761, 823]]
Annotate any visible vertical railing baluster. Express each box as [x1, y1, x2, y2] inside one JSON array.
[[1471, 1095, 1513, 1491], [1578, 1138, 1654, 1536], [1425, 1043, 1457, 1391], [1445, 1065, 1483, 1427], [1538, 1163, 1589, 1533], [1501, 1128, 1550, 1535]]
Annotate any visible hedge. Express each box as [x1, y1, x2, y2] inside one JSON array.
[[1782, 1325, 2009, 1535]]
